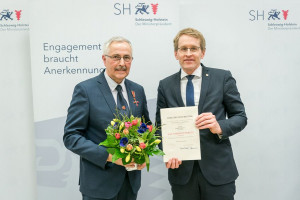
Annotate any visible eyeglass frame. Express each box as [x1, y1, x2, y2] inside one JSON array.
[[177, 46, 201, 53], [105, 54, 133, 62]]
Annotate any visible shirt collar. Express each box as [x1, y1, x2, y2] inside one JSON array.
[[104, 70, 126, 92], [180, 65, 202, 80]]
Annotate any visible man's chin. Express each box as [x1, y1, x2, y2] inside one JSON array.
[[114, 71, 126, 76], [182, 65, 198, 71], [115, 74, 128, 80]]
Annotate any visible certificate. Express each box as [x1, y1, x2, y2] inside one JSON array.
[[160, 106, 201, 162]]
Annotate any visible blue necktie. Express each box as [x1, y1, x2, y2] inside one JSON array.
[[186, 75, 195, 106], [116, 85, 129, 116]]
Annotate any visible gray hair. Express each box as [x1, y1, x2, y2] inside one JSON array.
[[103, 36, 132, 55]]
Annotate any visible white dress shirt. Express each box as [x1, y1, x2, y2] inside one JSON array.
[[104, 71, 130, 108], [180, 66, 202, 106]]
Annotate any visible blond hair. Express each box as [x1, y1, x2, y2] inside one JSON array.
[[173, 28, 206, 52]]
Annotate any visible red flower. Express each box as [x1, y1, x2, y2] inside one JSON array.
[[122, 106, 126, 110], [147, 125, 153, 132], [115, 133, 120, 139], [139, 142, 146, 149], [132, 119, 138, 126]]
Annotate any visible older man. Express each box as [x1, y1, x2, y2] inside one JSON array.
[[156, 28, 247, 200], [64, 36, 149, 200]]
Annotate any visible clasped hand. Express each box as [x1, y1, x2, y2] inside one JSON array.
[[107, 154, 146, 170]]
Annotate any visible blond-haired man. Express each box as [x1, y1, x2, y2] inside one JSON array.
[[156, 28, 247, 200]]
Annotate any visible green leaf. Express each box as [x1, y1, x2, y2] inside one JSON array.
[[138, 137, 145, 144], [151, 127, 157, 133], [134, 155, 145, 164], [144, 154, 150, 172], [142, 132, 148, 141], [112, 153, 121, 162], [146, 151, 153, 156], [152, 149, 165, 156], [99, 140, 110, 147], [107, 135, 117, 143], [106, 148, 115, 155], [122, 154, 132, 165], [114, 148, 126, 158], [147, 131, 154, 140]]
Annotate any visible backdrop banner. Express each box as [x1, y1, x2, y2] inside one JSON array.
[[29, 0, 178, 199], [29, 0, 300, 200]]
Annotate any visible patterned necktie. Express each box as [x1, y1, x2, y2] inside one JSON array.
[[186, 75, 195, 106], [116, 85, 129, 116]]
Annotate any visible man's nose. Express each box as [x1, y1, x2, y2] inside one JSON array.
[[186, 49, 192, 56], [119, 57, 125, 65]]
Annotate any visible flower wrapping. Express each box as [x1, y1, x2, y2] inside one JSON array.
[[99, 115, 164, 171]]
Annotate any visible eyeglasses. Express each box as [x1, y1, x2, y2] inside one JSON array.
[[177, 47, 201, 53], [105, 55, 133, 62]]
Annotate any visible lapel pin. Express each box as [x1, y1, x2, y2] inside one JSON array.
[[206, 74, 209, 76]]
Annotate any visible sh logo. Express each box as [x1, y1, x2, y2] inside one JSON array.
[[0, 9, 23, 21], [249, 9, 289, 21], [114, 3, 159, 15]]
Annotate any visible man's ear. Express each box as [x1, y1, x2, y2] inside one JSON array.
[[174, 51, 179, 60], [201, 50, 206, 59], [102, 55, 106, 63]]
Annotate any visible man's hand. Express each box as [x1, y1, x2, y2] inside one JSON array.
[[195, 112, 222, 135], [165, 158, 182, 169], [107, 154, 135, 168], [137, 163, 146, 170]]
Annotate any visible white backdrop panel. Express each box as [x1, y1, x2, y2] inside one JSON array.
[[29, 0, 178, 199], [0, 1, 36, 200], [180, 1, 300, 200]]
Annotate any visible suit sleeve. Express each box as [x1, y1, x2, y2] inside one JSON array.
[[63, 84, 109, 169], [155, 80, 167, 149], [218, 71, 247, 139], [141, 86, 151, 125]]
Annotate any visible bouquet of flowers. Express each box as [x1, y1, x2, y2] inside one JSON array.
[[99, 115, 164, 171]]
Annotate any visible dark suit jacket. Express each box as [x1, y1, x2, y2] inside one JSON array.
[[64, 70, 150, 199], [156, 63, 247, 186]]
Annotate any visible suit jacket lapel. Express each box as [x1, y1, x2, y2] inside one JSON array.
[[124, 80, 136, 115], [174, 70, 185, 107], [198, 64, 210, 113], [96, 70, 117, 114]]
